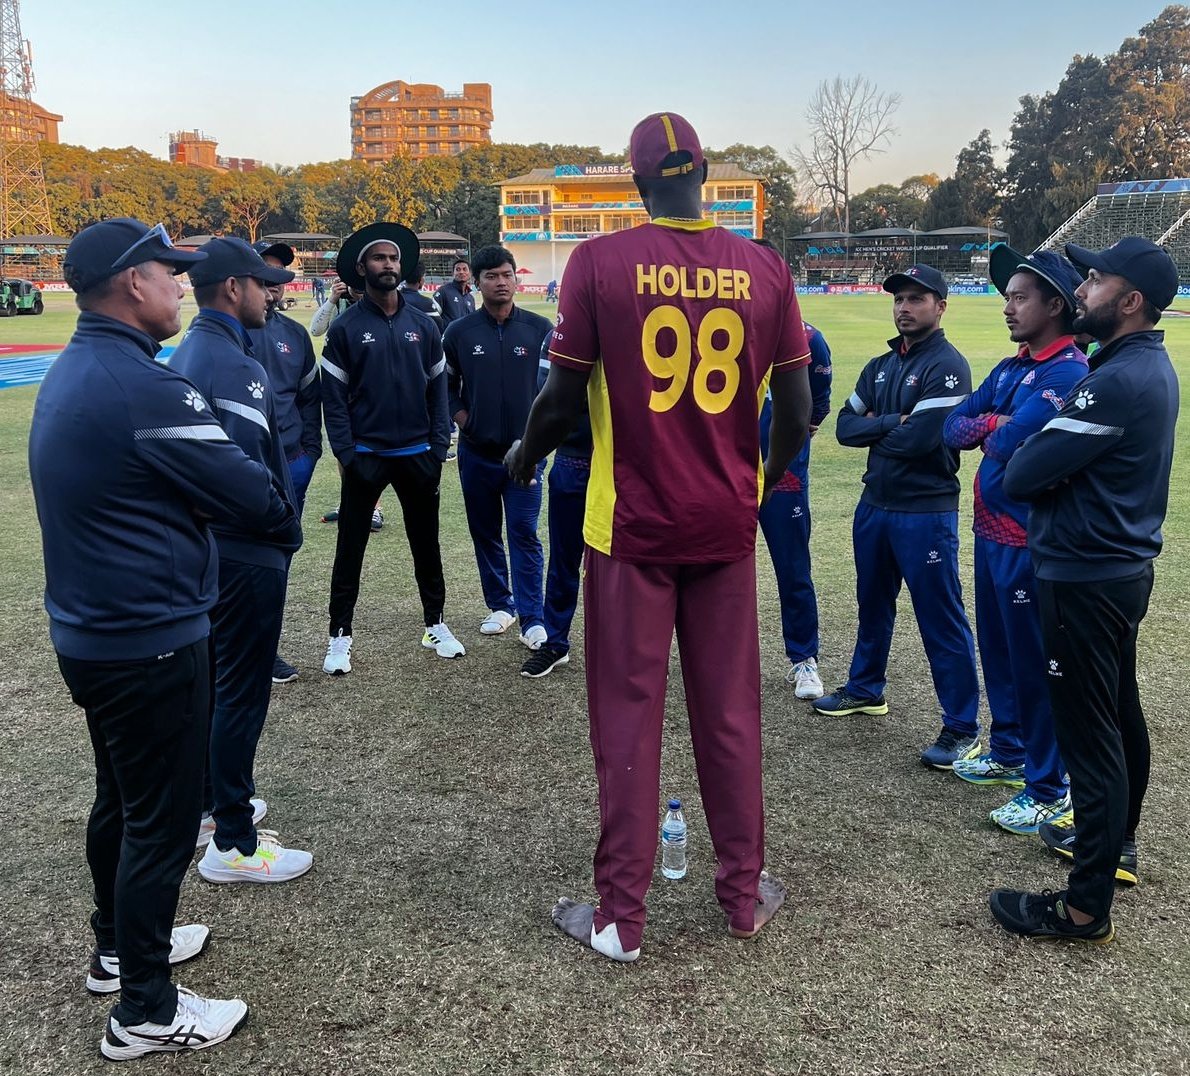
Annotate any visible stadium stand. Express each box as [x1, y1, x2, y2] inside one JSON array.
[[1040, 180, 1190, 281]]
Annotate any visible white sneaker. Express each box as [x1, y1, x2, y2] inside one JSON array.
[[100, 986, 248, 1060], [86, 924, 211, 995], [323, 630, 352, 674], [786, 658, 824, 700], [422, 621, 465, 659], [195, 797, 267, 850], [519, 624, 548, 650], [480, 610, 516, 635], [197, 830, 314, 884]]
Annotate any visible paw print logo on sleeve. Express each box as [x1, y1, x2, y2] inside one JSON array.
[[183, 389, 206, 412], [944, 374, 959, 389], [1074, 389, 1095, 410], [247, 381, 265, 400]]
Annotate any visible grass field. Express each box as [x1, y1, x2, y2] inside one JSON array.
[[0, 291, 1187, 1076]]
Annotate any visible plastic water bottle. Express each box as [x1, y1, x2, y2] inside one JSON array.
[[661, 798, 687, 879]]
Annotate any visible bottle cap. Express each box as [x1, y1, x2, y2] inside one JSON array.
[[667, 798, 681, 810]]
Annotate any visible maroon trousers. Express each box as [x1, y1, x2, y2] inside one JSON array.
[[584, 547, 765, 950]]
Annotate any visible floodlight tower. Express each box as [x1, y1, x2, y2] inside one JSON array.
[[0, 0, 54, 257]]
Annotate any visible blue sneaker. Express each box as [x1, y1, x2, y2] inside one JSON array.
[[921, 728, 980, 770], [990, 790, 1073, 835], [952, 753, 1025, 788], [813, 687, 888, 717]]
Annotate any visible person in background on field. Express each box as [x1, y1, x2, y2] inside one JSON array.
[[520, 327, 592, 679], [943, 245, 1087, 836], [248, 240, 323, 684], [436, 256, 476, 327], [399, 260, 443, 325], [170, 238, 314, 887], [319, 222, 463, 674], [30, 218, 297, 1059], [817, 265, 981, 773], [507, 112, 811, 962], [446, 245, 553, 652], [991, 237, 1179, 944]]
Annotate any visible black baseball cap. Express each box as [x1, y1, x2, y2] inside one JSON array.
[[188, 237, 295, 288], [1065, 237, 1179, 310], [883, 264, 947, 300], [252, 239, 295, 266], [63, 219, 207, 295], [989, 244, 1084, 311]]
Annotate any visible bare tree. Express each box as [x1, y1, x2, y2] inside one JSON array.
[[794, 76, 901, 234]]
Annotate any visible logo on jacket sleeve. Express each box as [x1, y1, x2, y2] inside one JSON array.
[[1074, 389, 1095, 410], [944, 374, 959, 389], [904, 373, 918, 386], [183, 389, 206, 412], [274, 341, 291, 354], [362, 331, 375, 344], [1022, 369, 1036, 385], [1041, 388, 1064, 410], [875, 370, 886, 383], [472, 344, 485, 355], [514, 346, 528, 356], [247, 381, 265, 400], [404, 330, 421, 342]]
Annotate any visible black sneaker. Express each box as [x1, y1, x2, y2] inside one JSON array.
[[920, 727, 981, 770], [320, 507, 340, 523], [1038, 818, 1139, 886], [989, 888, 1114, 944], [271, 656, 299, 684], [813, 687, 888, 717], [521, 644, 570, 679]]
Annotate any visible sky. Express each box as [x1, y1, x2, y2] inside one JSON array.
[[19, 0, 1177, 191]]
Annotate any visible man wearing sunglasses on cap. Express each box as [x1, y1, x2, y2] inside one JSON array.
[[993, 238, 1180, 944], [30, 219, 299, 1059], [170, 239, 314, 888]]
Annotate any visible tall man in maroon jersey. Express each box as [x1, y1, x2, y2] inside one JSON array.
[[507, 112, 812, 962]]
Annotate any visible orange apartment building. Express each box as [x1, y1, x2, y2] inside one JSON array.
[[497, 163, 765, 281], [0, 93, 61, 142], [350, 81, 492, 164]]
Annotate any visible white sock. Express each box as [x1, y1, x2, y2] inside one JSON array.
[[590, 922, 640, 963]]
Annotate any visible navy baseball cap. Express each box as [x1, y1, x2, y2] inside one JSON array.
[[989, 244, 1084, 311], [63, 219, 206, 295], [188, 237, 295, 288], [630, 112, 705, 179], [253, 239, 295, 266], [883, 264, 947, 300], [1065, 237, 1179, 310]]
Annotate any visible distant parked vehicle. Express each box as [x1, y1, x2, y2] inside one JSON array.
[[1, 279, 44, 316]]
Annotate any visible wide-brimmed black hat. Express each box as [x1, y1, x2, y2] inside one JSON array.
[[989, 243, 1083, 311], [336, 222, 420, 291]]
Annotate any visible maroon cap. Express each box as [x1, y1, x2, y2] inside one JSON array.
[[629, 112, 705, 178]]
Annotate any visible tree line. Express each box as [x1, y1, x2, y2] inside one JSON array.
[[36, 6, 1187, 256]]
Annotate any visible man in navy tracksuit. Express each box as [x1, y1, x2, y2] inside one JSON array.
[[759, 321, 832, 699], [170, 238, 313, 886], [248, 240, 322, 685], [991, 238, 1179, 944], [944, 247, 1088, 836], [399, 260, 443, 325], [437, 257, 476, 327], [320, 222, 463, 672], [30, 219, 297, 1058], [445, 245, 554, 650], [817, 265, 981, 771], [520, 329, 592, 678]]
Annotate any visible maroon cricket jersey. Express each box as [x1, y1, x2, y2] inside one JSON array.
[[550, 218, 810, 564]]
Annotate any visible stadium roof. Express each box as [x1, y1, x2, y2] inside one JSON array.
[[416, 231, 467, 242], [499, 163, 761, 185], [0, 234, 70, 244], [923, 225, 1008, 237], [853, 227, 919, 237], [791, 230, 850, 240], [263, 232, 338, 241]]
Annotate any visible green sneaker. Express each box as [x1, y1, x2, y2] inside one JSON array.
[[990, 790, 1073, 835], [952, 753, 1026, 788]]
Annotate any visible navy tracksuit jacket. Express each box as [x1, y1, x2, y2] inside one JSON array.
[[835, 327, 980, 732], [944, 336, 1088, 800]]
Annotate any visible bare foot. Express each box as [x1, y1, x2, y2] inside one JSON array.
[[552, 897, 596, 946], [729, 871, 787, 939]]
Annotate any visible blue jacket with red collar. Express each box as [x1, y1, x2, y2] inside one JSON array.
[[943, 336, 1087, 544], [760, 322, 831, 490]]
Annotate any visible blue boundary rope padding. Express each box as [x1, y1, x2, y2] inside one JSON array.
[[0, 346, 177, 391]]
